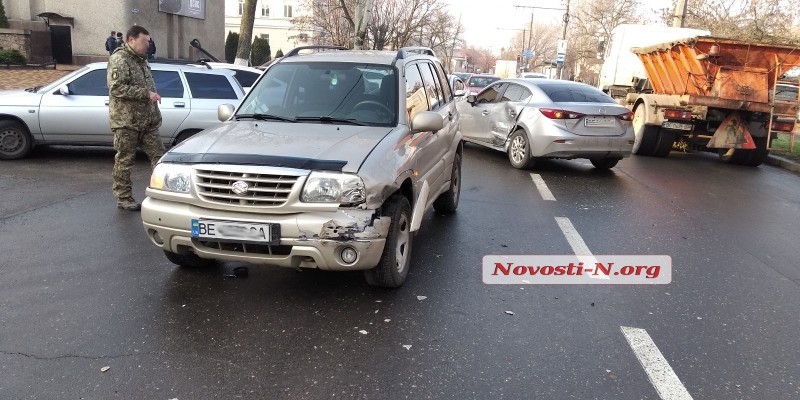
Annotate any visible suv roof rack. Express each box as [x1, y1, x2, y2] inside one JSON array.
[[396, 47, 436, 59], [282, 45, 349, 59]]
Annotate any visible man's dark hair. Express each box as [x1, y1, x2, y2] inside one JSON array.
[[126, 25, 150, 40], [116, 32, 122, 38], [111, 31, 116, 35]]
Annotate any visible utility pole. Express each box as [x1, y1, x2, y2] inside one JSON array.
[[672, 0, 688, 28], [514, 4, 567, 76], [556, 0, 570, 80]]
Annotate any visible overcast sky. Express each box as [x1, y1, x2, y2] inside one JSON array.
[[441, 0, 674, 53]]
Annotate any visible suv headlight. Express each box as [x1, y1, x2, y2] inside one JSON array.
[[150, 163, 192, 193], [301, 171, 366, 205]]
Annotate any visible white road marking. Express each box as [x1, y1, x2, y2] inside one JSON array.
[[621, 326, 694, 400], [554, 217, 608, 279], [530, 173, 556, 201]]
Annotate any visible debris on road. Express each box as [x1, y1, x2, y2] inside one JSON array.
[[100, 366, 110, 373], [416, 296, 427, 301], [504, 311, 514, 316]]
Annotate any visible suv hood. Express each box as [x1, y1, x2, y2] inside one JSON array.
[[167, 121, 394, 173]]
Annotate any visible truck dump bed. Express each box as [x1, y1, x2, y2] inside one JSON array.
[[632, 37, 800, 112]]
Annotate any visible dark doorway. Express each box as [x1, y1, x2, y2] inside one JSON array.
[[50, 25, 73, 64]]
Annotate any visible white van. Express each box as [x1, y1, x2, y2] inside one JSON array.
[[598, 24, 710, 97]]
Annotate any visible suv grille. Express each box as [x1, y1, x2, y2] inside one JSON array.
[[195, 169, 300, 207]]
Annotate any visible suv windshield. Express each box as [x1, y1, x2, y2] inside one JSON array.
[[237, 62, 398, 126]]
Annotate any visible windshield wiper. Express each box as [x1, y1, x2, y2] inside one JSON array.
[[295, 116, 366, 126], [235, 113, 296, 122]]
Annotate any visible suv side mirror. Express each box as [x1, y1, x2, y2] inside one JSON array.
[[410, 111, 444, 133], [58, 84, 70, 95], [218, 104, 235, 121]]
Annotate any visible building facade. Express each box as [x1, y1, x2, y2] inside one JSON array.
[[3, 0, 225, 64], [223, 0, 312, 59]]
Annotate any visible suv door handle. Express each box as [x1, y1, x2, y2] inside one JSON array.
[[174, 102, 186, 107]]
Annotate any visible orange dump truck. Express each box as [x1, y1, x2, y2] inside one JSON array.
[[623, 36, 800, 166]]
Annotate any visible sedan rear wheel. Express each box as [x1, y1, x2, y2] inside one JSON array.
[[507, 130, 535, 169], [0, 120, 33, 160], [590, 157, 620, 169]]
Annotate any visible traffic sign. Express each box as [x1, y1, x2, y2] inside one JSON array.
[[557, 39, 568, 54], [522, 50, 533, 58]]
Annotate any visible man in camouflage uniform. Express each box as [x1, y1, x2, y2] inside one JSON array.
[[107, 25, 163, 211]]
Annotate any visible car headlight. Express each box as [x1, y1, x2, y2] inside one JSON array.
[[301, 171, 365, 205], [150, 163, 192, 193]]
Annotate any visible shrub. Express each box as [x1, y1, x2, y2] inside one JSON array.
[[225, 31, 239, 64], [0, 50, 27, 65], [0, 2, 9, 29], [250, 37, 271, 66], [275, 49, 284, 58]]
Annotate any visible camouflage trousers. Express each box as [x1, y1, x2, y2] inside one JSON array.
[[112, 128, 165, 200]]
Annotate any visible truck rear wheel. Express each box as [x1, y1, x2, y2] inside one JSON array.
[[743, 137, 769, 166], [632, 106, 659, 156], [652, 130, 676, 157], [718, 147, 750, 164]]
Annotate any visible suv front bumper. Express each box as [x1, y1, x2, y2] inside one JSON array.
[[141, 197, 389, 271]]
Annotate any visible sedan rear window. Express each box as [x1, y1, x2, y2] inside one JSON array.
[[537, 83, 614, 103]]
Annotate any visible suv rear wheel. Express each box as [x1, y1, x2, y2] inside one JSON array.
[[433, 152, 461, 213], [364, 195, 412, 288]]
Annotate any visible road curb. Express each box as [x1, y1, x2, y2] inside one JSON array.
[[766, 154, 800, 173]]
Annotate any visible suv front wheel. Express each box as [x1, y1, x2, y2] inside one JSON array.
[[364, 195, 412, 288]]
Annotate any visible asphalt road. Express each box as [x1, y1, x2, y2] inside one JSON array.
[[1, 145, 799, 399]]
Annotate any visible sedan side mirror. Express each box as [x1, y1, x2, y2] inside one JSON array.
[[467, 94, 477, 105], [218, 104, 235, 121], [410, 111, 444, 133], [58, 84, 70, 95]]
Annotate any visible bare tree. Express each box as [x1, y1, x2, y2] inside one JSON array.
[[235, 0, 258, 65], [682, 0, 800, 44]]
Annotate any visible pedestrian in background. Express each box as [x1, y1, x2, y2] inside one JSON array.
[[115, 32, 124, 48], [105, 31, 116, 55], [107, 25, 164, 211], [147, 37, 156, 60]]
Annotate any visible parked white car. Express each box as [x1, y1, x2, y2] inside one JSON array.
[[0, 62, 245, 159], [188, 61, 264, 92]]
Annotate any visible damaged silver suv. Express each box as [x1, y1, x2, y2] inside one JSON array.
[[141, 46, 462, 287]]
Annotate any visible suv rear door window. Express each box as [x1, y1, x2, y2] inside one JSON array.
[[418, 62, 443, 110], [184, 72, 238, 99]]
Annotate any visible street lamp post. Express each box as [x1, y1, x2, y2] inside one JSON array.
[[557, 0, 570, 80]]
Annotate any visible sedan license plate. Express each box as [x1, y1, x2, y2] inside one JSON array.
[[662, 121, 693, 130], [584, 116, 615, 127], [191, 219, 279, 244]]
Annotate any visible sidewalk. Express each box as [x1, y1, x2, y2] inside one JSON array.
[[0, 64, 81, 90], [766, 154, 800, 173]]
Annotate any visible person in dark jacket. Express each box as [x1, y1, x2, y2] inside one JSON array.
[[105, 31, 116, 55], [107, 26, 163, 211], [147, 37, 156, 60], [115, 32, 124, 48]]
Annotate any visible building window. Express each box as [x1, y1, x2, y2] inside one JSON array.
[[260, 34, 270, 42], [284, 5, 292, 18], [238, 0, 244, 16], [261, 3, 269, 17]]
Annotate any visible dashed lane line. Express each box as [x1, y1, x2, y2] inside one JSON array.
[[554, 216, 608, 279], [621, 326, 694, 400], [530, 173, 556, 201]]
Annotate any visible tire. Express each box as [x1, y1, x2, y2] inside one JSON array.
[[652, 130, 676, 157], [507, 130, 535, 169], [743, 137, 769, 166], [590, 157, 620, 169], [0, 120, 33, 160], [364, 195, 413, 288], [719, 136, 769, 166], [163, 250, 216, 268], [433, 152, 461, 213], [631, 106, 659, 156]]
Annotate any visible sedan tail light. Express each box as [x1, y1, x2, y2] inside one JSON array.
[[616, 111, 634, 121], [539, 108, 585, 119]]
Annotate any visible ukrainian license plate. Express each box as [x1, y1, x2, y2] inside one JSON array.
[[662, 121, 693, 130], [191, 219, 279, 244], [584, 116, 615, 127]]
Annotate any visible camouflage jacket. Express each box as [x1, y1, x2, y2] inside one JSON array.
[[107, 44, 162, 131]]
